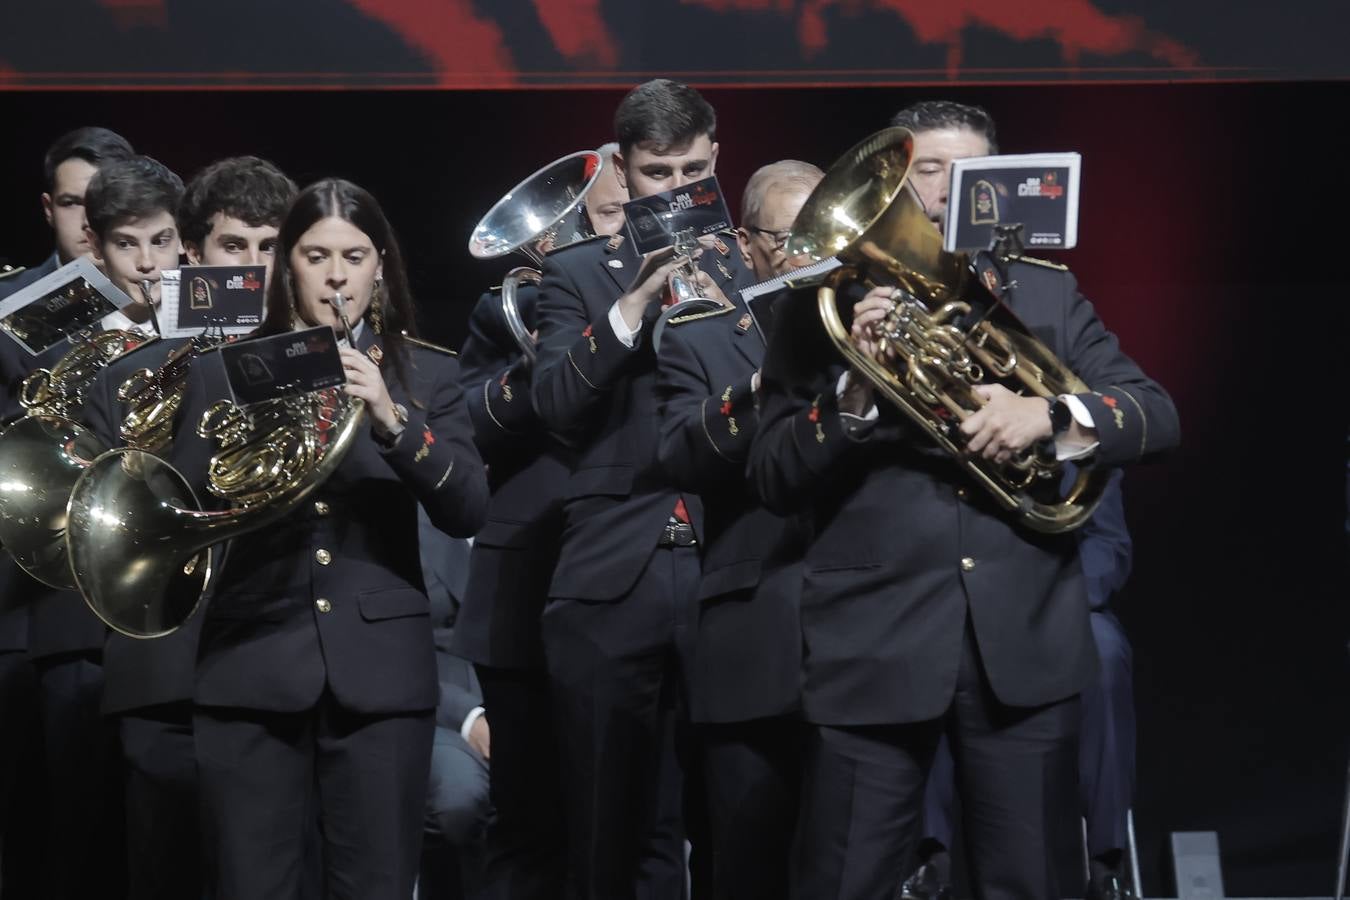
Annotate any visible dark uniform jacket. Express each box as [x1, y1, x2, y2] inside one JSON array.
[[655, 298, 805, 723], [450, 282, 569, 670], [531, 233, 751, 602], [0, 253, 58, 301], [747, 261, 1180, 726], [171, 327, 489, 714]]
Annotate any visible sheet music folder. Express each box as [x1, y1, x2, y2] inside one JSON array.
[[739, 256, 841, 342]]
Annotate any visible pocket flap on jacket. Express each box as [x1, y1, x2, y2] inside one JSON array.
[[358, 587, 430, 621], [698, 558, 763, 601], [566, 465, 633, 499], [472, 518, 532, 550]]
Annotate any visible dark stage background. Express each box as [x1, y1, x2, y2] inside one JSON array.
[[1, 82, 1347, 895]]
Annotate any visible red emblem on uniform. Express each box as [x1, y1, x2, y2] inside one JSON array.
[[607, 234, 624, 251], [982, 269, 1000, 293], [1102, 396, 1118, 409], [582, 324, 593, 338], [807, 406, 820, 423], [720, 400, 732, 416], [736, 313, 752, 333], [367, 345, 384, 367], [713, 236, 730, 256]]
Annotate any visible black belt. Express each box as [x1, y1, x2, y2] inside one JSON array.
[[658, 520, 697, 547]]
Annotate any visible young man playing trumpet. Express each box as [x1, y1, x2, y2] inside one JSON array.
[[531, 79, 751, 898]]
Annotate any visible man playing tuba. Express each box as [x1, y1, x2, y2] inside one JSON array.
[[746, 100, 1181, 900]]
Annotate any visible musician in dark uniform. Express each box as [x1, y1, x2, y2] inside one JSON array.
[[531, 79, 752, 898], [0, 154, 183, 900], [0, 126, 135, 301], [165, 178, 488, 899], [902, 469, 1140, 900], [746, 102, 1181, 899], [80, 155, 296, 900], [450, 142, 626, 898], [654, 159, 823, 899], [0, 126, 134, 894]]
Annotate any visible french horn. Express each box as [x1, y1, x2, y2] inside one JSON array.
[[65, 295, 366, 637]]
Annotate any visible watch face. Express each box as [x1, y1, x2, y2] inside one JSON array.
[[1051, 400, 1072, 434]]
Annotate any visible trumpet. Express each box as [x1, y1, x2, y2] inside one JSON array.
[[469, 150, 605, 363]]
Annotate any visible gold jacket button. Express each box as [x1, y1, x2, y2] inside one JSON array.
[[956, 488, 968, 500], [314, 501, 330, 516], [960, 557, 976, 572], [315, 598, 332, 613], [315, 549, 332, 566]]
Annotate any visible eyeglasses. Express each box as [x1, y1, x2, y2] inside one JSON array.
[[747, 225, 791, 252]]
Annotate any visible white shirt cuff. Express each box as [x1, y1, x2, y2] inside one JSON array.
[[459, 705, 486, 742], [1054, 393, 1099, 461], [835, 371, 878, 420], [608, 301, 641, 348]]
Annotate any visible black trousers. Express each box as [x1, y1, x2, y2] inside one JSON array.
[[0, 649, 42, 899], [475, 665, 565, 900], [921, 609, 1135, 859], [195, 696, 435, 900], [35, 654, 125, 900], [120, 704, 202, 900], [701, 717, 803, 900], [792, 624, 1082, 900], [541, 544, 699, 900]]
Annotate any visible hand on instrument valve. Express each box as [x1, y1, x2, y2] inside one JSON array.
[[689, 269, 731, 308], [841, 286, 899, 416], [617, 245, 686, 330], [959, 384, 1052, 464], [339, 347, 401, 437]]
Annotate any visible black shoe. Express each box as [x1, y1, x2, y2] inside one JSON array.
[[898, 862, 952, 900], [1086, 873, 1137, 900]]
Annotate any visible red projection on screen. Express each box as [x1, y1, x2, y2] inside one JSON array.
[[687, 0, 1199, 75]]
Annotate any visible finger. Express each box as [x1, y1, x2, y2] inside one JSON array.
[[964, 422, 994, 454], [959, 408, 985, 437]]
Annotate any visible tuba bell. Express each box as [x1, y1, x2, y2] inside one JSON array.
[[468, 150, 605, 365], [785, 127, 1109, 533], [65, 298, 367, 638]]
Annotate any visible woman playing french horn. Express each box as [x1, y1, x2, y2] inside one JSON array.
[[165, 178, 488, 899]]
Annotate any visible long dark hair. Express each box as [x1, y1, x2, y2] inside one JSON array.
[[262, 178, 418, 399]]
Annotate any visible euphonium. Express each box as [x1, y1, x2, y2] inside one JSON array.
[[785, 127, 1109, 533], [65, 296, 367, 638], [469, 150, 605, 364], [0, 326, 151, 588]]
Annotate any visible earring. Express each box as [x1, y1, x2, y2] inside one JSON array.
[[368, 277, 385, 334]]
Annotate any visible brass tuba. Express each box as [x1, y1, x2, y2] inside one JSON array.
[[786, 127, 1108, 533], [65, 297, 367, 638], [0, 326, 152, 588], [468, 150, 604, 365]]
